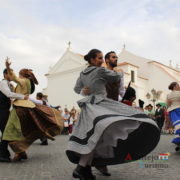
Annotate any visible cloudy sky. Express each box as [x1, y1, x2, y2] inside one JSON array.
[[0, 0, 180, 92]]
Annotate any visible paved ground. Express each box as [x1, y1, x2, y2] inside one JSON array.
[[0, 134, 179, 180]]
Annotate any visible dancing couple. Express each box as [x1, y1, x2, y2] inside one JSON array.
[[0, 58, 63, 162], [66, 49, 160, 180]]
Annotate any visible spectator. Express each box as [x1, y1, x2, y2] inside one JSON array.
[[68, 108, 77, 135], [36, 92, 49, 145], [155, 103, 165, 131], [62, 108, 70, 135], [144, 104, 155, 119]]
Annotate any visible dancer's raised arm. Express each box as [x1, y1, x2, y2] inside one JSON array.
[[5, 58, 24, 86]]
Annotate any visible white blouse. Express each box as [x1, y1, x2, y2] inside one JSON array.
[[167, 90, 180, 112], [0, 79, 24, 99]]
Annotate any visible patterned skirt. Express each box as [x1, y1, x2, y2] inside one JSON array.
[[3, 104, 64, 153], [169, 108, 180, 144], [66, 95, 160, 166]]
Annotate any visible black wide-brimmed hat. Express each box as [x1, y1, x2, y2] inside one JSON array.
[[139, 99, 144, 108], [147, 104, 153, 107], [156, 103, 161, 107], [122, 81, 136, 102]]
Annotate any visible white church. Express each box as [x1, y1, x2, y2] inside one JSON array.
[[43, 46, 180, 109]]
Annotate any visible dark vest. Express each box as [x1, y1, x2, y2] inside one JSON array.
[[106, 80, 120, 101], [0, 89, 11, 110]]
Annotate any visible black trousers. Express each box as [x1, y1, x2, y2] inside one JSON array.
[[0, 109, 9, 135], [0, 109, 10, 157], [61, 127, 69, 135], [156, 118, 165, 130]]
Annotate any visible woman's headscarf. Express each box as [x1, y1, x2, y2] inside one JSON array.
[[19, 69, 38, 94], [19, 69, 38, 85]]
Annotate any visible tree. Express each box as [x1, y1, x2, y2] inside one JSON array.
[[146, 89, 163, 110]]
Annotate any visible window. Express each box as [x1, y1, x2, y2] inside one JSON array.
[[131, 70, 135, 82]]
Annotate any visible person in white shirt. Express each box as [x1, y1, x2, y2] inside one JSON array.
[[36, 92, 49, 145], [0, 69, 28, 162], [68, 108, 77, 135], [62, 108, 70, 135]]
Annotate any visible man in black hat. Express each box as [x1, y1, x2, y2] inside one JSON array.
[[0, 69, 28, 162], [155, 103, 165, 131]]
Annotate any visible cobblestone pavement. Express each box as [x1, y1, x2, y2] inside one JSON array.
[[0, 134, 179, 180]]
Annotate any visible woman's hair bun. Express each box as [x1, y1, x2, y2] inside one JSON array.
[[84, 54, 89, 61], [168, 82, 177, 90], [84, 49, 102, 63]]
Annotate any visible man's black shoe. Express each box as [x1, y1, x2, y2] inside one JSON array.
[[0, 156, 11, 162], [40, 139, 48, 145], [73, 164, 87, 180], [86, 166, 96, 180]]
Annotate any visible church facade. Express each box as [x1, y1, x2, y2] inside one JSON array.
[[43, 48, 180, 108]]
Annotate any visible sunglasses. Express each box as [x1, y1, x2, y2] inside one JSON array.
[[112, 56, 118, 58]]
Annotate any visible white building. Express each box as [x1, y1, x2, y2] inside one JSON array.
[[44, 47, 180, 108]]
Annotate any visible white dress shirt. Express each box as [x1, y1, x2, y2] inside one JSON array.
[[28, 97, 43, 105], [0, 79, 24, 99], [167, 90, 180, 112]]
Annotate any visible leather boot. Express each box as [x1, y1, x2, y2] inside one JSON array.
[[95, 165, 111, 176], [86, 166, 96, 180], [73, 164, 88, 180]]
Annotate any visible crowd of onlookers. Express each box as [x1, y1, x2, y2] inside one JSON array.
[[60, 107, 79, 135], [144, 103, 174, 134], [31, 92, 80, 136], [58, 102, 174, 136], [35, 92, 174, 136]]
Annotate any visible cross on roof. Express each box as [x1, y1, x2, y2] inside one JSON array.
[[67, 41, 71, 50]]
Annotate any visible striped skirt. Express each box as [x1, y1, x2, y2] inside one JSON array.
[[169, 108, 180, 144], [66, 96, 160, 166]]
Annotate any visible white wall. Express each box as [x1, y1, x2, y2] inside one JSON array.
[[136, 77, 148, 102], [46, 70, 82, 109], [119, 65, 128, 73], [147, 64, 174, 102]]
